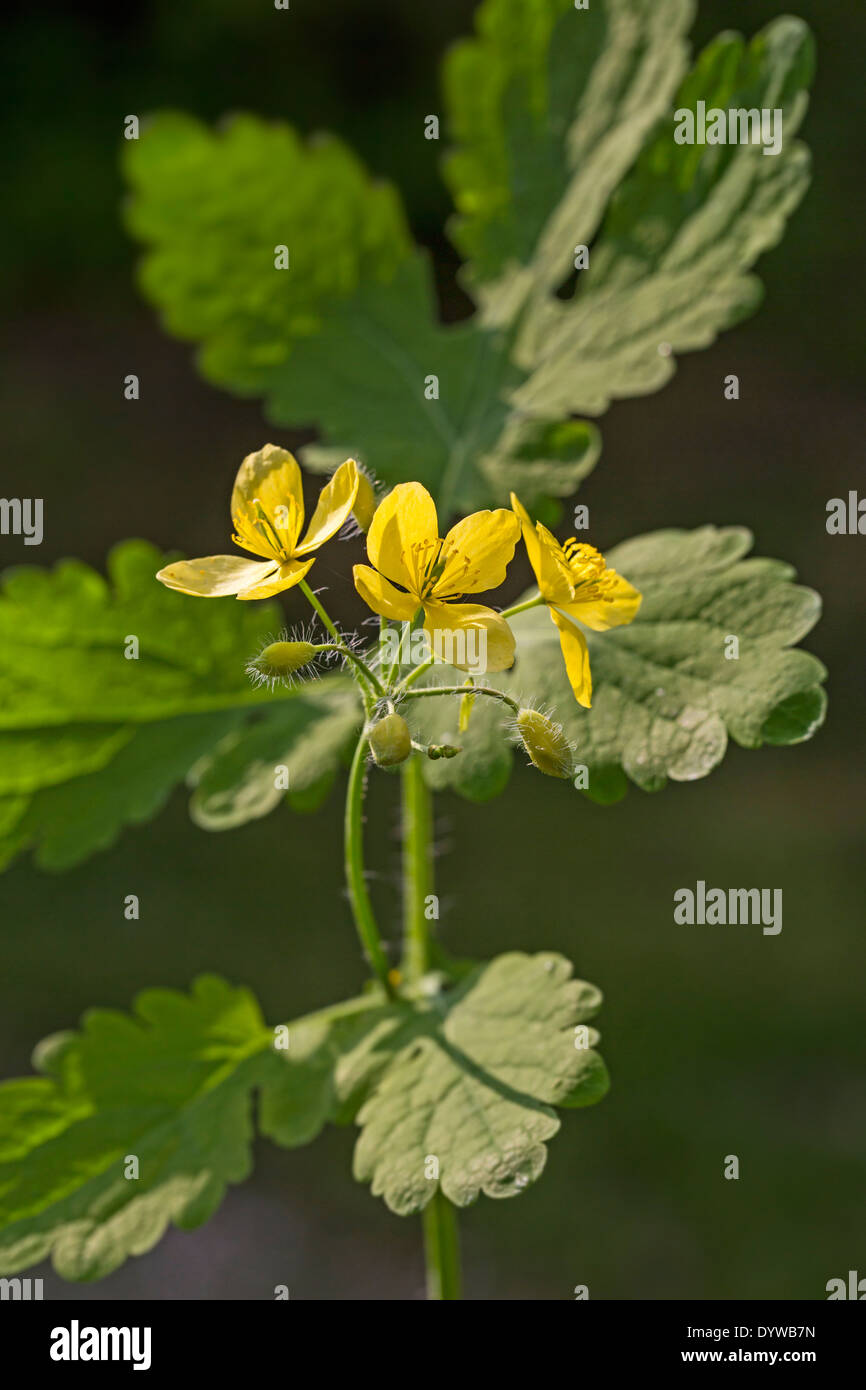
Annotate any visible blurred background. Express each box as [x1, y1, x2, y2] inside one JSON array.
[[1, 0, 864, 1299]]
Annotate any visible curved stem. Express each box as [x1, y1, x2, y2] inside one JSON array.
[[400, 683, 520, 715], [422, 1193, 462, 1300], [344, 732, 393, 995], [401, 755, 433, 980]]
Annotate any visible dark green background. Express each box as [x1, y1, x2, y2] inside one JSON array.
[[1, 0, 863, 1299]]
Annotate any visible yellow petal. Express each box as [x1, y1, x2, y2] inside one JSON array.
[[352, 470, 377, 532], [296, 459, 360, 556], [156, 555, 281, 598], [353, 564, 418, 621], [535, 523, 578, 604], [550, 607, 592, 707], [236, 556, 315, 599], [423, 601, 516, 674], [437, 509, 520, 596], [367, 482, 437, 593], [510, 492, 543, 583], [564, 573, 642, 631], [231, 444, 304, 557]]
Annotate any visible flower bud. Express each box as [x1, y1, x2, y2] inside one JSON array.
[[352, 470, 377, 532], [516, 709, 573, 779], [368, 712, 412, 767], [427, 743, 461, 760], [248, 640, 316, 687]]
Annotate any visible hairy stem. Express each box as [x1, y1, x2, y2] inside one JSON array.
[[344, 732, 393, 995], [301, 578, 376, 705], [400, 683, 520, 715], [394, 653, 435, 696], [400, 757, 464, 1299], [314, 643, 385, 695], [422, 1192, 462, 1301], [299, 577, 342, 641], [401, 755, 433, 980]]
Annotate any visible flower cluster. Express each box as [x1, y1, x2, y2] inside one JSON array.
[[156, 445, 642, 770]]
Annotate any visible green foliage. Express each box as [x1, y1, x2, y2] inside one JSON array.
[[0, 957, 606, 1276], [409, 526, 827, 803], [508, 15, 815, 417], [122, 1, 813, 514], [0, 542, 348, 868], [0, 977, 270, 1280], [189, 683, 361, 830], [442, 0, 693, 284], [350, 952, 608, 1213], [264, 952, 608, 1216]]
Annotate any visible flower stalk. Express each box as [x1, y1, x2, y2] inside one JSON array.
[[344, 731, 393, 996]]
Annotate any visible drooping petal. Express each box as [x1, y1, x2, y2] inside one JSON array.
[[423, 600, 516, 674], [353, 564, 419, 621], [563, 573, 642, 631], [236, 556, 315, 599], [510, 492, 543, 584], [535, 523, 578, 604], [367, 482, 438, 594], [550, 607, 592, 707], [352, 470, 377, 532], [436, 509, 520, 596], [156, 555, 282, 598], [231, 444, 305, 557], [295, 459, 360, 556]]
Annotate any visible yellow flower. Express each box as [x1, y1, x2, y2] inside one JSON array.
[[510, 493, 642, 708], [353, 482, 520, 673], [156, 444, 360, 600]]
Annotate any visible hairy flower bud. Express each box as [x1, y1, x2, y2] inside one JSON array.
[[516, 709, 573, 779], [248, 640, 316, 687], [368, 712, 412, 767]]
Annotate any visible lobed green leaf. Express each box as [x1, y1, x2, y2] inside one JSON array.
[[0, 542, 350, 869], [408, 525, 826, 803]]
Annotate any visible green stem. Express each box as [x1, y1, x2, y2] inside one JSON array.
[[422, 1192, 462, 1300], [299, 577, 341, 641], [301, 578, 377, 705], [500, 593, 544, 620], [401, 755, 434, 980], [399, 759, 463, 1300], [384, 607, 424, 689], [401, 683, 520, 715], [344, 732, 393, 995], [314, 643, 384, 695], [394, 653, 435, 696]]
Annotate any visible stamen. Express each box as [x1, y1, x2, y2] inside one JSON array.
[[561, 538, 616, 604], [251, 499, 290, 559]]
